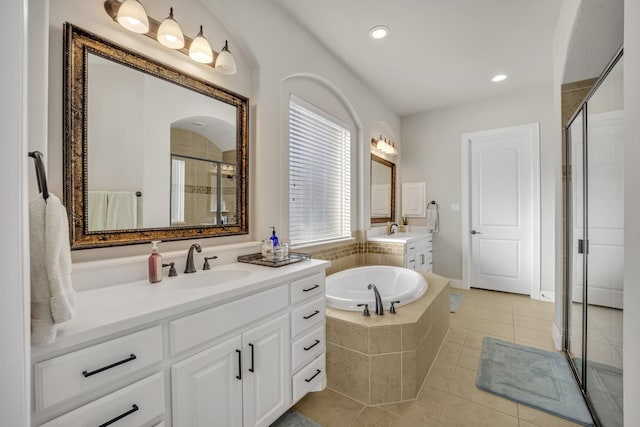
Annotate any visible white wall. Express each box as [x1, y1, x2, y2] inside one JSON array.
[[401, 85, 555, 297], [624, 0, 640, 423]]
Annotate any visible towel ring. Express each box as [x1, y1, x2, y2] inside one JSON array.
[[428, 200, 439, 209], [28, 151, 49, 200]]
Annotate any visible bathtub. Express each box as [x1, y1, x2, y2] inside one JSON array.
[[325, 265, 428, 311]]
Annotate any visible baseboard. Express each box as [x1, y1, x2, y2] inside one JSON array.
[[539, 290, 555, 303], [552, 322, 562, 351], [449, 278, 465, 289]]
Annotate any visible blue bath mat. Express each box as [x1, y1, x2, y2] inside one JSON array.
[[477, 337, 593, 426], [450, 292, 464, 313], [270, 409, 322, 427]]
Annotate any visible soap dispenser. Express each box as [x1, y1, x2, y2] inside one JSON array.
[[270, 226, 279, 248], [148, 240, 163, 283]]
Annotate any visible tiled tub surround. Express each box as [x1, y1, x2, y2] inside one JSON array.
[[325, 273, 450, 405]]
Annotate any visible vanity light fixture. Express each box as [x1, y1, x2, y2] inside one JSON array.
[[491, 74, 507, 82], [372, 136, 398, 157], [189, 26, 214, 64], [215, 40, 237, 75], [157, 7, 184, 49], [116, 0, 149, 34], [104, 0, 237, 74], [369, 25, 389, 40]]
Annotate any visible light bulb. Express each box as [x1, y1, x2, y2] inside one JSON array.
[[116, 0, 149, 34], [189, 26, 213, 64], [157, 8, 185, 49], [215, 40, 237, 75]]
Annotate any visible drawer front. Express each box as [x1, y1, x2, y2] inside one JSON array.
[[40, 373, 165, 427], [292, 354, 326, 403], [291, 296, 325, 338], [291, 325, 325, 372], [290, 272, 325, 305], [170, 284, 288, 356], [34, 326, 163, 412]]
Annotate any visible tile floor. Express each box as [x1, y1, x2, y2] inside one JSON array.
[[294, 287, 583, 427]]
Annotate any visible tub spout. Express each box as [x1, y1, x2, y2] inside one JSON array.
[[367, 283, 384, 315]]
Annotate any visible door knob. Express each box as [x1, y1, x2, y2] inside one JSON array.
[[470, 230, 481, 235]]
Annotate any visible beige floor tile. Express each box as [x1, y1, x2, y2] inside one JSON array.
[[293, 388, 364, 427], [519, 421, 537, 427], [423, 359, 456, 392], [457, 345, 482, 371], [473, 308, 514, 324], [447, 327, 469, 344], [450, 314, 472, 329], [439, 394, 518, 427], [350, 406, 420, 427], [447, 366, 518, 417], [382, 387, 446, 424], [513, 304, 554, 320], [514, 326, 557, 351], [464, 329, 512, 349], [469, 318, 515, 340], [517, 404, 585, 427], [514, 315, 553, 332], [436, 339, 463, 365]]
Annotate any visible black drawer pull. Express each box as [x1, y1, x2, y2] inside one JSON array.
[[302, 284, 320, 292], [304, 340, 320, 351], [82, 354, 137, 378], [304, 369, 321, 383], [236, 349, 242, 380], [303, 310, 320, 320], [249, 343, 255, 373], [98, 404, 139, 427]]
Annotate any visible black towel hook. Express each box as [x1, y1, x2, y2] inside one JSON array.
[[28, 151, 49, 200]]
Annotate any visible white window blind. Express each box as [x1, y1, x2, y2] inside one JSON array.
[[289, 96, 351, 246]]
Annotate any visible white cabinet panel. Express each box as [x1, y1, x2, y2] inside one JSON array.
[[290, 273, 325, 305], [172, 336, 243, 427], [291, 326, 325, 372], [292, 354, 326, 404], [291, 297, 325, 337]]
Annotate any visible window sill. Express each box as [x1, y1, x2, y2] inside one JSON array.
[[291, 237, 356, 252]]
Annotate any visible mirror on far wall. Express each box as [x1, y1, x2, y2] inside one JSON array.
[[63, 23, 248, 249], [370, 154, 395, 224]]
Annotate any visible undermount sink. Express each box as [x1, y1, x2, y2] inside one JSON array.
[[159, 269, 251, 290]]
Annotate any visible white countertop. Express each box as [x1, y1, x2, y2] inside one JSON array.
[[32, 259, 330, 358], [367, 231, 432, 243]]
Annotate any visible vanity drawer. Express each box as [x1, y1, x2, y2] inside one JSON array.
[[292, 354, 325, 403], [170, 284, 288, 356], [406, 238, 428, 256], [291, 296, 325, 337], [40, 373, 165, 427], [34, 326, 163, 412], [290, 272, 325, 305], [291, 325, 325, 372]]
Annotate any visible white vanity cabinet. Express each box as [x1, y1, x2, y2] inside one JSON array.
[[405, 236, 433, 272], [31, 261, 328, 427]]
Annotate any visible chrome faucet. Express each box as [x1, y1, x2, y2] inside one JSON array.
[[367, 283, 384, 315], [184, 243, 202, 273], [389, 223, 399, 235]]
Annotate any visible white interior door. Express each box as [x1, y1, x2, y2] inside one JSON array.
[[466, 124, 539, 295]]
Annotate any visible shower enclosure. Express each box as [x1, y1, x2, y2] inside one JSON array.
[[564, 49, 623, 427]]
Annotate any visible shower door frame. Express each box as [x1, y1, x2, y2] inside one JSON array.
[[563, 46, 624, 427]]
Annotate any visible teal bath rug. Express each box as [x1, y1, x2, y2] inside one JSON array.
[[270, 409, 322, 427], [476, 337, 593, 426], [450, 292, 464, 313]]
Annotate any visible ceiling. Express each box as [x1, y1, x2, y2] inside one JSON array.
[[274, 0, 563, 116]]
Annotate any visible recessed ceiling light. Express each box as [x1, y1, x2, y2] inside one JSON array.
[[369, 25, 389, 40], [491, 74, 507, 82]]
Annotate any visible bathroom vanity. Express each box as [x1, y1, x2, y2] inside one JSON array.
[[31, 260, 329, 427], [368, 231, 433, 272]]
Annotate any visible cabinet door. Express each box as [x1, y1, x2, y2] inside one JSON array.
[[242, 314, 290, 427], [416, 248, 428, 272], [172, 335, 243, 427]]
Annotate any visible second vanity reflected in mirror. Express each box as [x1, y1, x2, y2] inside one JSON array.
[[370, 154, 395, 224], [64, 23, 248, 249]]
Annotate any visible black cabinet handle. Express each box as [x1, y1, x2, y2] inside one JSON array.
[[304, 340, 320, 351], [303, 310, 320, 320], [303, 284, 320, 292], [304, 369, 321, 383], [248, 343, 255, 373], [98, 404, 139, 427], [236, 349, 242, 380], [82, 354, 137, 378]]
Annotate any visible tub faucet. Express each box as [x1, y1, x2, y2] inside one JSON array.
[[184, 243, 202, 273], [367, 283, 384, 315]]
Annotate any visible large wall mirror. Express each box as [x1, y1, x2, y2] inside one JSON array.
[[370, 154, 395, 224], [63, 24, 248, 249]]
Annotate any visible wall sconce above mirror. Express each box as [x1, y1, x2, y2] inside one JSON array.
[[103, 0, 237, 73], [63, 23, 248, 249], [371, 135, 397, 157]]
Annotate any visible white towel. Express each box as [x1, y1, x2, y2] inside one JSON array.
[[426, 206, 439, 232], [88, 191, 108, 230], [106, 191, 138, 230], [30, 193, 76, 345]]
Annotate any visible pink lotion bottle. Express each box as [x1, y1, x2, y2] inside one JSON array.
[[148, 240, 163, 283]]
